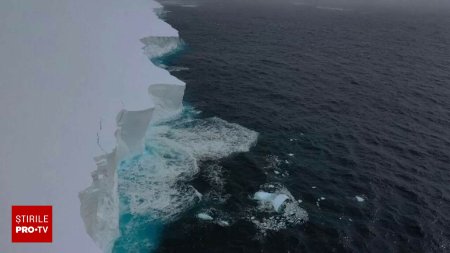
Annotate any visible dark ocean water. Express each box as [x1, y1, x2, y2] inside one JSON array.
[[154, 1, 450, 252]]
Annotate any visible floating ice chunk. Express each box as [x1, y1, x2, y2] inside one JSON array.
[[272, 194, 289, 212], [254, 192, 289, 212], [251, 184, 308, 234], [217, 220, 230, 227], [197, 213, 213, 221], [355, 196, 365, 202]]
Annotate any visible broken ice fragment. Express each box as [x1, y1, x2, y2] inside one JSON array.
[[197, 213, 213, 221]]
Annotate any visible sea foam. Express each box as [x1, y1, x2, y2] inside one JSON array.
[[114, 108, 257, 251]]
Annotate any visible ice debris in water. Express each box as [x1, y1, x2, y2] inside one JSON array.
[[264, 155, 282, 169], [251, 184, 308, 234], [316, 197, 326, 207], [197, 213, 213, 221], [217, 220, 230, 227], [355, 195, 365, 202], [196, 208, 232, 227]]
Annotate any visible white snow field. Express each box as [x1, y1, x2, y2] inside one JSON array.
[[0, 0, 182, 252]]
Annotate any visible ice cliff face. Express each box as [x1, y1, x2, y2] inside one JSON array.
[[78, 9, 187, 253], [79, 152, 120, 252], [79, 107, 156, 251]]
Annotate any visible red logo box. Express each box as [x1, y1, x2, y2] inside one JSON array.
[[12, 206, 52, 243]]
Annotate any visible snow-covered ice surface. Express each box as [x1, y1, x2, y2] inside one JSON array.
[[0, 0, 182, 252]]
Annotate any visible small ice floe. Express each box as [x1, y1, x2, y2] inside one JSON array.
[[197, 213, 213, 221], [217, 220, 230, 227], [355, 195, 365, 202]]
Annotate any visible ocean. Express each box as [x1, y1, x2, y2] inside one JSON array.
[[118, 1, 450, 252]]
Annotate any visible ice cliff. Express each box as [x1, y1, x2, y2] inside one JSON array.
[[79, 0, 185, 252], [0, 0, 189, 252], [79, 37, 187, 252]]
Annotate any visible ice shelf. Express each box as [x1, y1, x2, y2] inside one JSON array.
[[0, 0, 182, 252]]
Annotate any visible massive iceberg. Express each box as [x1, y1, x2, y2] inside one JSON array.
[[0, 0, 187, 252], [77, 7, 188, 253]]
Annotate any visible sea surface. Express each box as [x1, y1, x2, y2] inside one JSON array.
[[123, 1, 450, 252]]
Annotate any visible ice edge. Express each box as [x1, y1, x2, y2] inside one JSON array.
[[78, 3, 186, 252]]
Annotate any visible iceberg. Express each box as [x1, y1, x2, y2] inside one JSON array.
[[0, 0, 188, 252], [355, 195, 365, 202]]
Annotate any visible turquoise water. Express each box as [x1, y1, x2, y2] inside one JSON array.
[[112, 105, 258, 252], [113, 107, 198, 252]]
